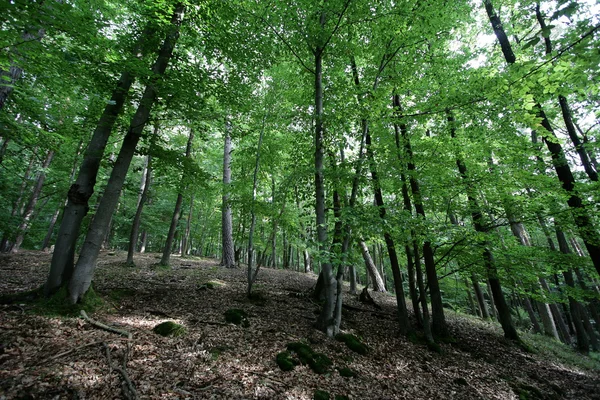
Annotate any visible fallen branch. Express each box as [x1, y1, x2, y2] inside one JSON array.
[[103, 342, 138, 400], [80, 310, 132, 339]]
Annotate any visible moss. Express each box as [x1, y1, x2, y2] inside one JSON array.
[[338, 367, 357, 378], [153, 321, 186, 337], [276, 351, 297, 371], [335, 333, 368, 355], [286, 342, 331, 374], [314, 390, 330, 400], [308, 353, 332, 374], [33, 285, 103, 317], [287, 342, 313, 364], [224, 309, 250, 327]]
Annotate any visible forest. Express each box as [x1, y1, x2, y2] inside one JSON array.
[[1, 0, 600, 398]]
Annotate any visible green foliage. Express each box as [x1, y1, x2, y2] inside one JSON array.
[[335, 333, 368, 355], [224, 309, 250, 327], [152, 321, 186, 337]]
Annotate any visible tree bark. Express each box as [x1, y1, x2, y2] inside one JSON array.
[[44, 27, 152, 295], [221, 120, 236, 268], [359, 241, 386, 292], [66, 5, 184, 303]]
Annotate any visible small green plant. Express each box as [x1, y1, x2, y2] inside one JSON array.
[[314, 389, 330, 400], [276, 351, 298, 371], [224, 309, 250, 327], [335, 333, 368, 355], [153, 321, 186, 337]]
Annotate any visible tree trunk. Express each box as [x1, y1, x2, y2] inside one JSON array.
[[449, 110, 519, 341], [161, 128, 193, 266], [126, 153, 152, 265], [66, 5, 184, 303], [555, 227, 590, 353], [11, 150, 54, 252], [247, 112, 266, 296], [359, 241, 385, 292], [414, 242, 434, 344], [485, 0, 600, 277], [182, 194, 194, 256], [44, 26, 152, 295], [221, 119, 235, 268], [395, 96, 447, 337], [0, 138, 9, 166]]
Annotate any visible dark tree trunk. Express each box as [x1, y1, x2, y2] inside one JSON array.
[[127, 153, 152, 265], [66, 5, 184, 303], [161, 129, 193, 266], [485, 0, 600, 277], [44, 27, 152, 295], [395, 96, 447, 337], [182, 194, 194, 256], [448, 110, 519, 341], [247, 112, 266, 296], [413, 242, 434, 344]]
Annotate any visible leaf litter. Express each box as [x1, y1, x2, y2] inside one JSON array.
[[1, 250, 599, 399]]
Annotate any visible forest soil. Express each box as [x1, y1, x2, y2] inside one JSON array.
[[1, 250, 599, 399]]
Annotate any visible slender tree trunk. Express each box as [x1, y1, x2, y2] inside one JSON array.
[[247, 112, 266, 296], [485, 0, 600, 276], [395, 96, 447, 337], [66, 5, 184, 303], [359, 241, 385, 292], [182, 194, 194, 256], [11, 150, 55, 252], [161, 128, 193, 266], [0, 138, 9, 166], [221, 120, 235, 268], [44, 27, 152, 295], [449, 110, 519, 341], [313, 13, 338, 336], [126, 153, 152, 265]]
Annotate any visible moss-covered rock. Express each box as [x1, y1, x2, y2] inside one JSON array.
[[276, 351, 298, 371], [338, 367, 357, 378], [286, 342, 332, 374], [335, 333, 368, 355], [153, 321, 186, 337], [287, 342, 313, 364], [308, 353, 332, 374], [224, 308, 249, 327], [314, 389, 330, 400]]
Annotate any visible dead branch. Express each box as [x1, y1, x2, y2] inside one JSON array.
[[103, 342, 138, 400], [80, 310, 132, 340]]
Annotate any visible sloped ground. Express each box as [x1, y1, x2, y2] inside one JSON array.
[[0, 250, 598, 399]]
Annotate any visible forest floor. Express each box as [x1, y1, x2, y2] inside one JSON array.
[[0, 251, 599, 400]]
